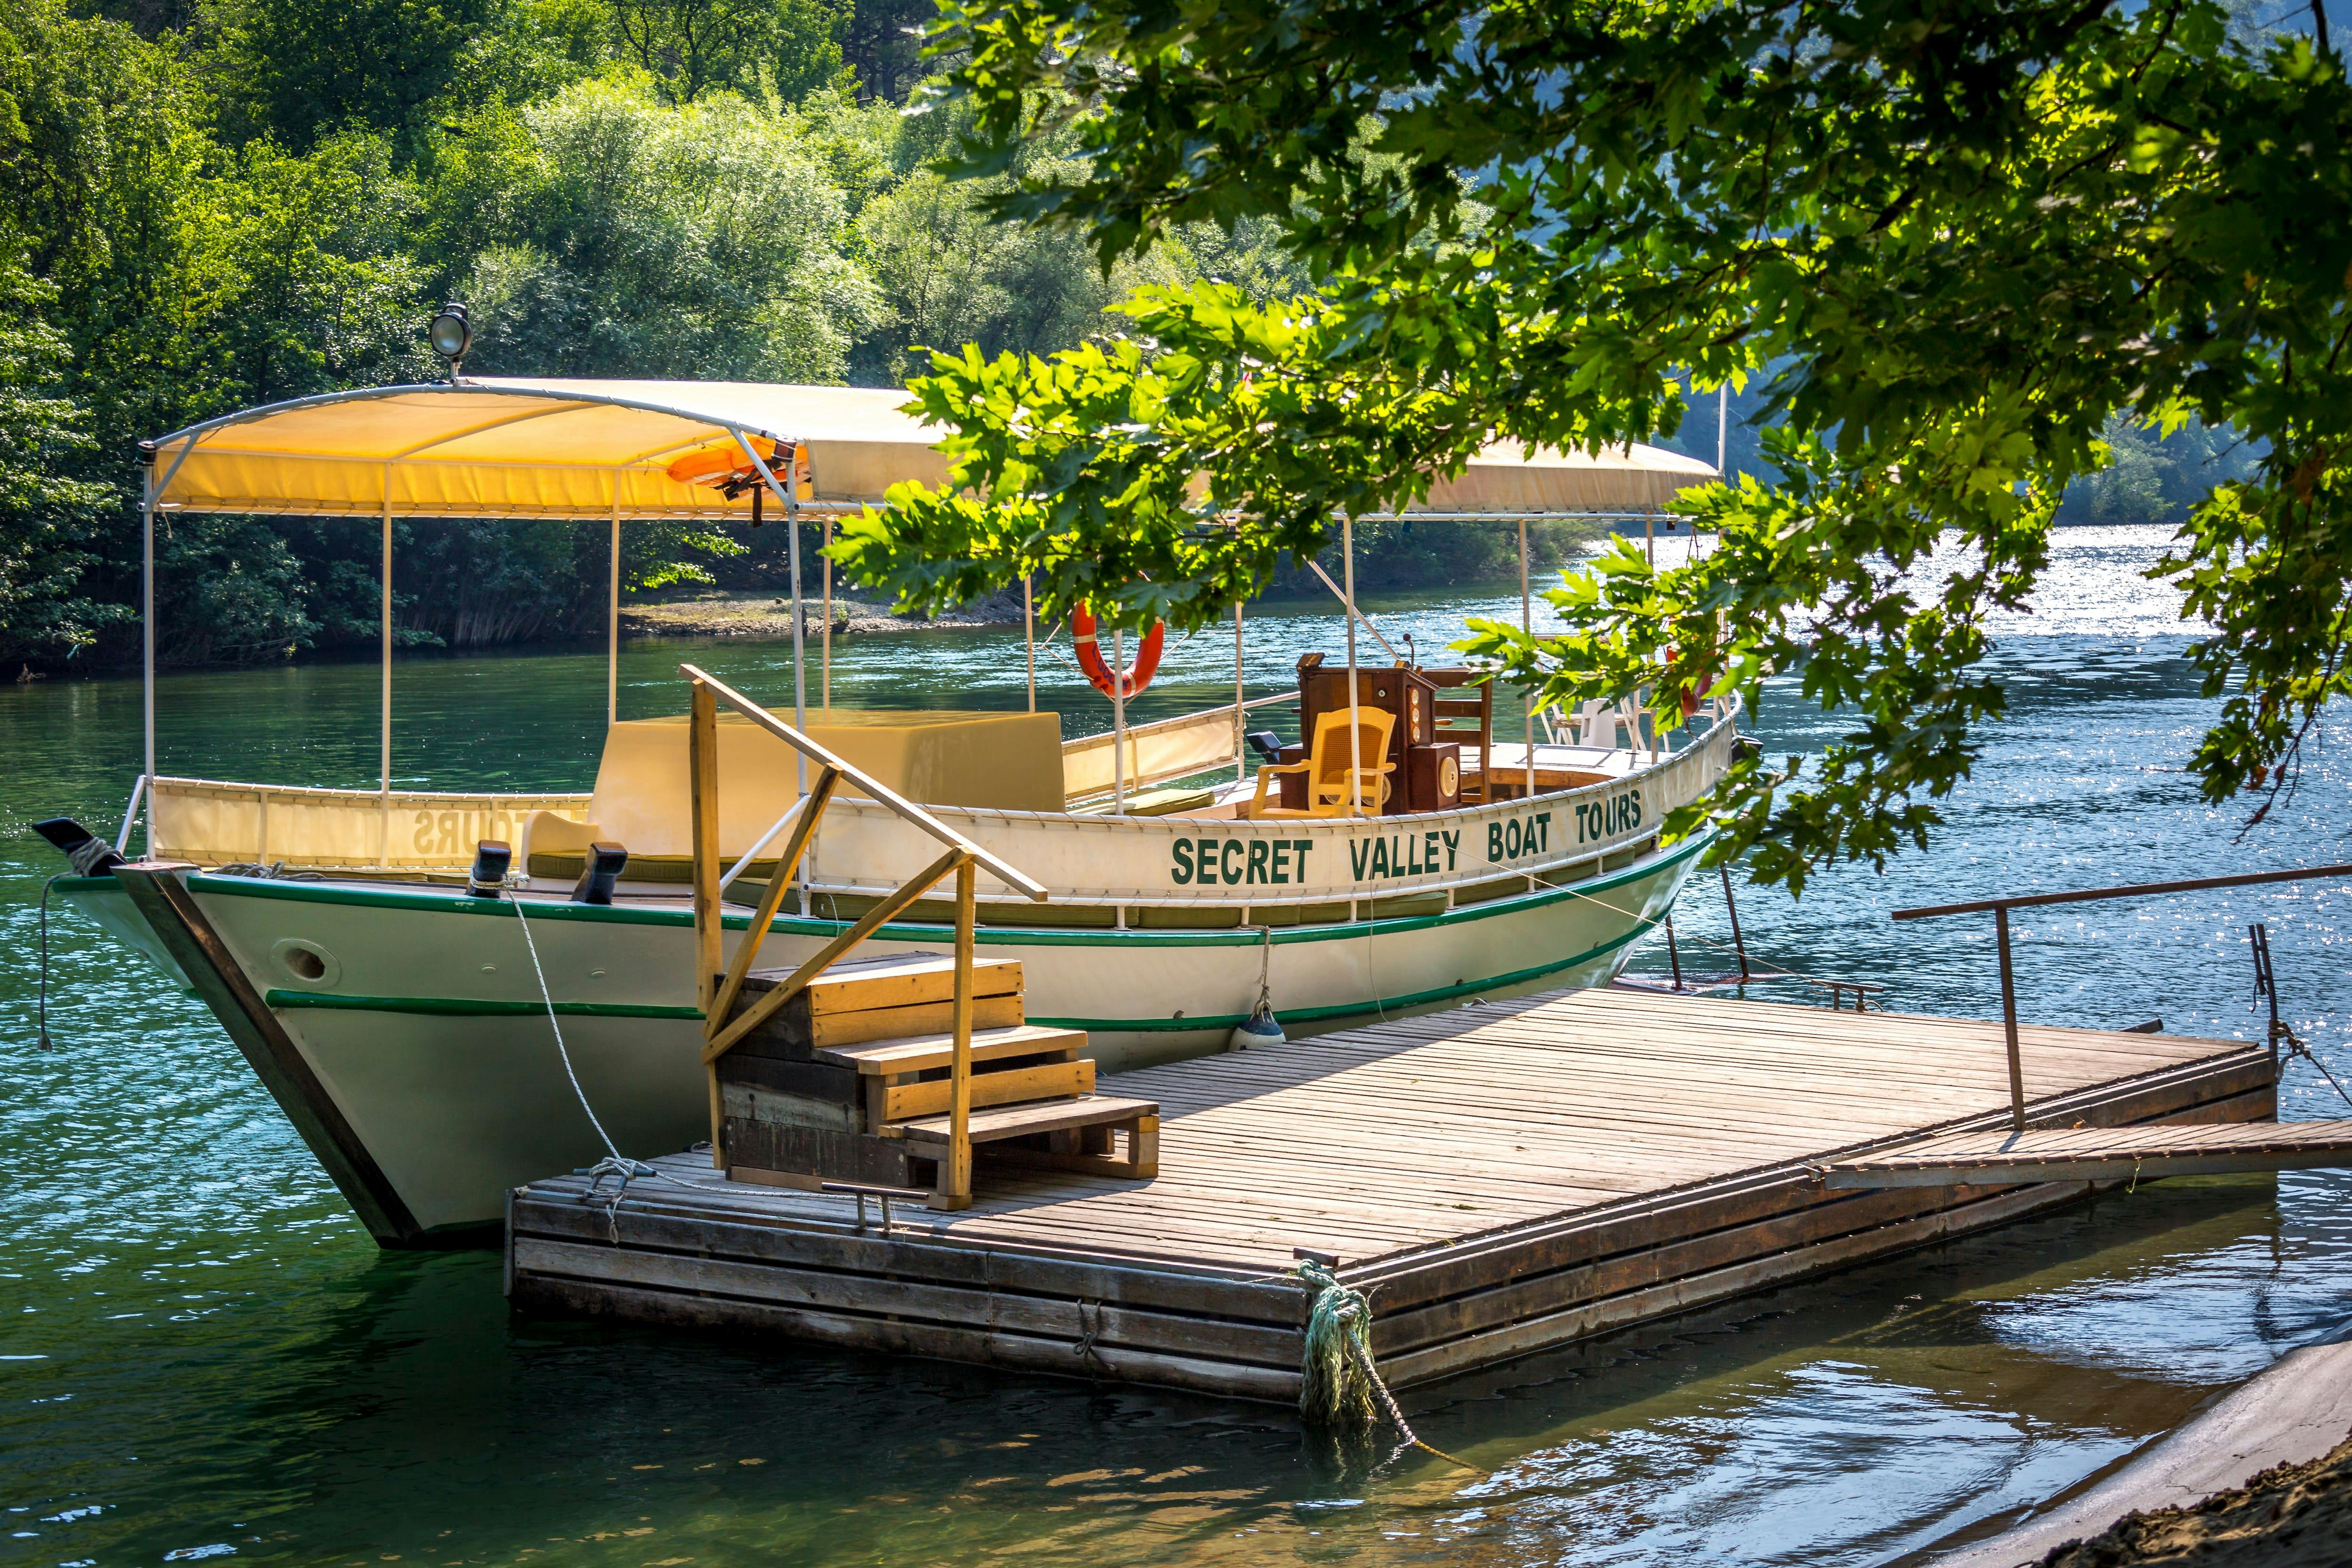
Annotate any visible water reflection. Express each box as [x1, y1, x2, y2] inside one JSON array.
[[6, 524, 2352, 1567]]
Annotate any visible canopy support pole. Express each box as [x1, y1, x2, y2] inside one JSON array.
[[786, 451, 806, 793], [142, 466, 155, 822], [607, 491, 620, 729], [380, 479, 394, 866], [821, 515, 833, 714], [1520, 519, 1534, 800], [135, 437, 197, 857], [733, 430, 807, 795], [1234, 599, 1246, 783], [1023, 576, 1035, 713], [1344, 516, 1362, 818], [1644, 507, 1655, 568], [1112, 625, 1127, 815], [1307, 558, 1400, 661]]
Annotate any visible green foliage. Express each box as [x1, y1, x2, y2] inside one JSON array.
[[0, 243, 118, 664], [850, 164, 1187, 384], [604, 0, 850, 106], [436, 79, 877, 380], [890, 0, 2352, 889], [837, 0, 929, 102], [2058, 413, 2262, 527], [212, 0, 528, 154], [0, 0, 1390, 669]]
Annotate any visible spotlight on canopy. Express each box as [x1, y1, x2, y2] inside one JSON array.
[[425, 302, 471, 376]]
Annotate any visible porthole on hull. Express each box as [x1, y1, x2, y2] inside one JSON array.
[[270, 937, 340, 988]]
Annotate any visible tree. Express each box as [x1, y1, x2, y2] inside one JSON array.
[[0, 243, 117, 663], [431, 79, 879, 380], [604, 0, 849, 104], [837, 0, 2352, 890], [213, 0, 507, 150], [838, 0, 930, 103]]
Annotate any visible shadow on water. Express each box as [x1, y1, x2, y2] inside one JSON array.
[[8, 527, 2352, 1565]]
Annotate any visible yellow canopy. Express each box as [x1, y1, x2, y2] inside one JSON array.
[[143, 379, 1716, 520], [144, 379, 947, 520]]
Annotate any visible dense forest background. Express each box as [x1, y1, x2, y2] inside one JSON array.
[[0, 0, 2271, 672]]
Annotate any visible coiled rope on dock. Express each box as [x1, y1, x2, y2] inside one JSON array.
[[1295, 1259, 1483, 1473]]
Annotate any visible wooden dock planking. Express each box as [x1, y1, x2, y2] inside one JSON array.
[[508, 989, 2277, 1401]]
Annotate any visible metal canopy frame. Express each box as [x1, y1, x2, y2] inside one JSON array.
[[128, 381, 840, 856], [128, 379, 1720, 854]]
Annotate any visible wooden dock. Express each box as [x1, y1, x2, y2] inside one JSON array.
[[506, 989, 2276, 1402]]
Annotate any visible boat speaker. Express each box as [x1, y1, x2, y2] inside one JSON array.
[[469, 839, 511, 898], [1245, 730, 1284, 762], [572, 841, 628, 905], [32, 816, 125, 876]]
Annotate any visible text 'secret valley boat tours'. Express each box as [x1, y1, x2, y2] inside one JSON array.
[[44, 374, 1737, 1243]]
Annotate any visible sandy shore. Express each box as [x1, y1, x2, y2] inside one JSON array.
[[1935, 1337, 2352, 1566], [2037, 1428, 2352, 1565]]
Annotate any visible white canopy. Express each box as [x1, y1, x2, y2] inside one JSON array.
[[143, 379, 1717, 520], [1413, 437, 1718, 516]]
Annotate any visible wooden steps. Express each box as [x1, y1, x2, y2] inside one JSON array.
[[716, 951, 1159, 1201], [816, 1023, 1088, 1074], [898, 1094, 1164, 1144]]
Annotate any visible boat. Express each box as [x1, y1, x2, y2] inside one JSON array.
[[42, 374, 1738, 1244]]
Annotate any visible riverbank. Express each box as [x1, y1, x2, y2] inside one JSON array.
[[2042, 1430, 2352, 1565], [620, 584, 1026, 640], [1936, 1337, 2352, 1566]]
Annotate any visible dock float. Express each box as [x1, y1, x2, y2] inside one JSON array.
[[506, 989, 2277, 1403]]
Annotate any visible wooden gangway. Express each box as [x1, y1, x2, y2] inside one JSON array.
[[1823, 1120, 2352, 1188], [508, 989, 2278, 1402]]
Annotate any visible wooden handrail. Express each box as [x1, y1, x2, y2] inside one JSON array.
[[706, 766, 840, 1040], [687, 666, 1033, 1209], [678, 662, 1048, 902], [701, 844, 966, 1065]]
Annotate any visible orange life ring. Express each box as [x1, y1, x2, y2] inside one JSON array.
[[1070, 603, 1165, 700], [1665, 646, 1705, 719]]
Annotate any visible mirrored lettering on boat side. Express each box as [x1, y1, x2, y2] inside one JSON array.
[[412, 808, 518, 858]]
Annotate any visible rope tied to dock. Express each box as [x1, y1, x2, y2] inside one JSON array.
[[2274, 1019, 2352, 1112], [511, 892, 691, 1237], [36, 873, 64, 1050], [1295, 1260, 1484, 1474]]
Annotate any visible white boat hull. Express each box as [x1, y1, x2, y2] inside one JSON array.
[[74, 712, 1740, 1243], [80, 833, 1702, 1239]]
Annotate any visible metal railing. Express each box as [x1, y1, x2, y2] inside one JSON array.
[[682, 663, 1049, 1210], [1892, 862, 2352, 1130]]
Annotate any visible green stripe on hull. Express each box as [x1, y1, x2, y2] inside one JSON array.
[[1032, 913, 1661, 1032], [264, 990, 702, 1020], [257, 911, 1666, 1033], [190, 828, 1710, 950]]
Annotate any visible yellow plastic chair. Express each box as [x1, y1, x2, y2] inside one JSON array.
[[1248, 708, 1397, 819]]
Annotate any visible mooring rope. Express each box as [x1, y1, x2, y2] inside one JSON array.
[[2273, 1019, 2352, 1112], [36, 872, 64, 1050], [509, 892, 675, 1236], [1295, 1259, 1484, 1473]]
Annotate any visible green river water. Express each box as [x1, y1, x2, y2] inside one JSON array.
[[4, 525, 2351, 1567]]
